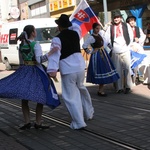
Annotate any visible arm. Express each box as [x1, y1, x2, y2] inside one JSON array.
[[48, 40, 60, 56], [136, 28, 146, 46], [103, 26, 113, 56], [34, 42, 48, 64], [99, 29, 111, 48], [82, 35, 95, 54], [127, 23, 134, 46], [103, 21, 112, 31], [104, 26, 111, 46], [47, 37, 61, 78]]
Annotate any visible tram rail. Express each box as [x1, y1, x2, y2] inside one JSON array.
[[0, 99, 146, 150]]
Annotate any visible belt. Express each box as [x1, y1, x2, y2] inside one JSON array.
[[92, 46, 104, 54], [24, 61, 37, 65]]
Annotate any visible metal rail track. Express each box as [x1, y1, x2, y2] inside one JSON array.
[[89, 97, 150, 115], [0, 99, 145, 150]]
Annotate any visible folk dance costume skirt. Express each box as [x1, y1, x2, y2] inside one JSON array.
[[87, 48, 119, 84], [0, 65, 60, 109]]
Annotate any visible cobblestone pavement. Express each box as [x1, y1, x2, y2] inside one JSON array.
[[0, 63, 150, 150]]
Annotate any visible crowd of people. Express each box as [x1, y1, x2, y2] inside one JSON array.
[[83, 10, 149, 95], [0, 10, 149, 130], [104, 10, 149, 87]]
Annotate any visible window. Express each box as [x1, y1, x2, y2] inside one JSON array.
[[35, 27, 59, 43], [9, 28, 18, 44], [30, 1, 46, 17]]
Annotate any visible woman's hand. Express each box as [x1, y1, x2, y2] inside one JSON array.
[[134, 37, 139, 43], [49, 72, 57, 78], [84, 48, 91, 54], [48, 72, 59, 82]]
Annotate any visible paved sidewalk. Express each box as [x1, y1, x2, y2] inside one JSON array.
[[0, 62, 150, 150], [0, 63, 28, 150], [0, 130, 28, 150]]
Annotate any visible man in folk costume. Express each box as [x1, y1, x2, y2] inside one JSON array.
[[105, 10, 134, 94], [47, 14, 94, 130], [126, 15, 146, 48], [126, 15, 149, 84]]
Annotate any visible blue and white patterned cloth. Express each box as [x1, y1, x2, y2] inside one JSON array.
[[0, 65, 60, 109], [130, 50, 147, 69]]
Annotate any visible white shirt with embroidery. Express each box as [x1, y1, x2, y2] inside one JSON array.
[[47, 37, 85, 75], [105, 23, 134, 54]]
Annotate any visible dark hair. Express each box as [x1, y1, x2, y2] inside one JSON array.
[[23, 25, 35, 39], [17, 25, 35, 48], [147, 22, 150, 25], [92, 23, 100, 29], [126, 15, 136, 23]]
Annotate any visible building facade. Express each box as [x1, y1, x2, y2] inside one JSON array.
[[0, 0, 150, 42], [0, 0, 150, 27], [18, 0, 77, 19]]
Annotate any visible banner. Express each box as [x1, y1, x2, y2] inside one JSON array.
[[50, 0, 75, 12], [69, 0, 100, 37]]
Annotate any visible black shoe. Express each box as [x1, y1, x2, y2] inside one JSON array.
[[75, 127, 86, 130], [116, 89, 123, 93], [19, 123, 31, 130], [34, 123, 49, 129], [97, 92, 107, 97], [124, 88, 131, 94]]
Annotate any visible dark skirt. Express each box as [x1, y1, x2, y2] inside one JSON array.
[[0, 65, 60, 109], [86, 49, 119, 84]]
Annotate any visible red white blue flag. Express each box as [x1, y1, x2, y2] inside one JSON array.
[[70, 0, 100, 38]]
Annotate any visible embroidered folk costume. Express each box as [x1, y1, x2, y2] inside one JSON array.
[[83, 34, 119, 84], [47, 14, 94, 130], [0, 40, 60, 109], [105, 10, 134, 93]]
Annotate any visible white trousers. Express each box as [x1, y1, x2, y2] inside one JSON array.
[[61, 70, 94, 129], [112, 51, 132, 90]]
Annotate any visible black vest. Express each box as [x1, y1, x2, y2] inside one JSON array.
[[91, 34, 103, 48], [57, 29, 81, 60], [110, 22, 130, 47], [134, 26, 140, 38]]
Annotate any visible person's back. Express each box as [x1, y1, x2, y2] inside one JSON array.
[[56, 29, 85, 75], [47, 14, 94, 130], [57, 29, 80, 56], [0, 25, 60, 130], [20, 41, 36, 62]]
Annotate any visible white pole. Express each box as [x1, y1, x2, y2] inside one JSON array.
[[103, 0, 108, 24]]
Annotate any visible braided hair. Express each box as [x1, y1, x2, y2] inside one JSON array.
[[17, 25, 35, 49]]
